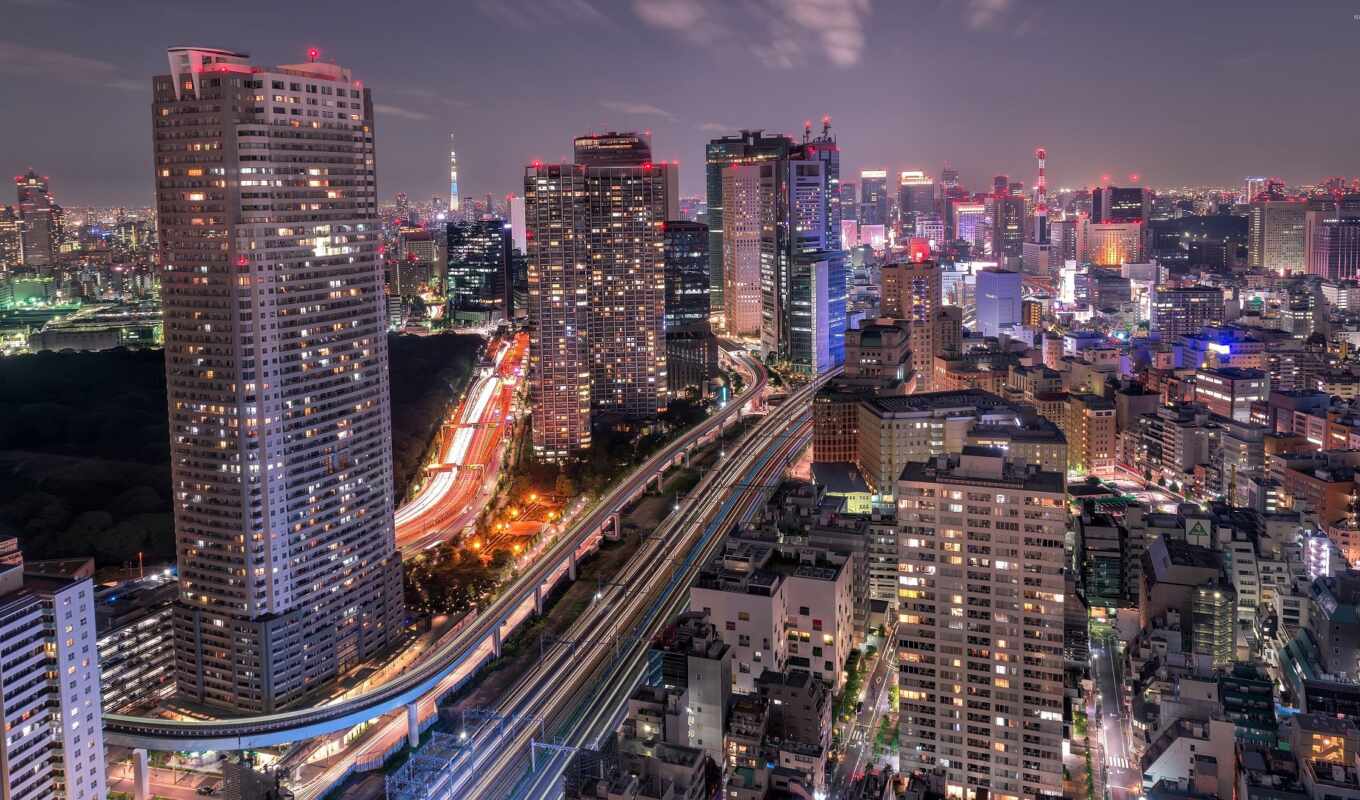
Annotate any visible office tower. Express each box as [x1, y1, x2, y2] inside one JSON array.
[[992, 175, 1009, 196], [758, 130, 845, 374], [722, 164, 765, 337], [1080, 220, 1143, 266], [154, 47, 404, 712], [897, 170, 935, 231], [0, 555, 106, 800], [990, 193, 1026, 262], [840, 180, 857, 223], [1067, 392, 1116, 475], [975, 267, 1023, 337], [1305, 194, 1360, 280], [14, 168, 59, 271], [1248, 193, 1307, 274], [1243, 176, 1267, 204], [881, 259, 942, 387], [859, 169, 889, 226], [896, 450, 1066, 799], [448, 132, 460, 215], [705, 130, 794, 317], [951, 201, 987, 250], [395, 227, 437, 297], [525, 132, 673, 458], [1091, 185, 1150, 223], [0, 206, 20, 269], [1151, 286, 1225, 336], [446, 218, 511, 318], [663, 220, 718, 393], [508, 194, 526, 252]]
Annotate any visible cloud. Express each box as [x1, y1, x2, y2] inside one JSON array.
[[632, 0, 871, 68], [478, 0, 611, 30], [600, 100, 676, 120], [0, 40, 144, 92], [393, 86, 469, 109], [699, 121, 733, 132], [373, 104, 431, 121], [964, 0, 1012, 30]]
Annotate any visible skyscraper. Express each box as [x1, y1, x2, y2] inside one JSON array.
[[704, 130, 793, 317], [14, 168, 59, 271], [722, 164, 766, 337], [746, 127, 846, 374], [839, 180, 857, 224], [448, 132, 461, 216], [896, 450, 1066, 799], [859, 169, 889, 227], [897, 170, 935, 232], [153, 47, 404, 712], [525, 132, 674, 459], [446, 218, 511, 318], [1092, 185, 1150, 223], [880, 259, 942, 390], [1151, 286, 1225, 336], [989, 193, 1026, 263], [1305, 193, 1360, 280], [663, 221, 718, 393], [1248, 195, 1307, 274], [0, 206, 21, 270]]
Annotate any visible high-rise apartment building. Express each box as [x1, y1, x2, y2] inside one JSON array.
[[705, 130, 794, 316], [14, 168, 59, 271], [446, 218, 511, 317], [0, 206, 21, 269], [1248, 197, 1307, 274], [526, 132, 674, 459], [1305, 194, 1360, 281], [153, 47, 404, 712], [1151, 286, 1225, 337], [897, 450, 1066, 799], [859, 170, 889, 227], [0, 550, 106, 800]]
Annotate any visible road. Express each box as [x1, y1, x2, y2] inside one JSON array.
[[1092, 631, 1138, 800], [394, 331, 527, 554], [444, 371, 832, 800], [103, 350, 766, 755], [829, 625, 897, 798], [107, 764, 217, 800]]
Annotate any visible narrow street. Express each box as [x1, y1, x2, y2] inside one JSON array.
[[1091, 631, 1140, 800], [829, 626, 897, 798]]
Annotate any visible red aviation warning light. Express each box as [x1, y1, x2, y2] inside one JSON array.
[[307, 48, 320, 62]]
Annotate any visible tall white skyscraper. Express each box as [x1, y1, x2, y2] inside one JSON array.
[[0, 548, 106, 800], [449, 132, 461, 215], [897, 451, 1066, 799], [153, 46, 404, 713]]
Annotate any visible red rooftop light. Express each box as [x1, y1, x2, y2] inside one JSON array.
[[307, 48, 320, 61]]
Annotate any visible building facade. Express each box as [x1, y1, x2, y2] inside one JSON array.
[[896, 450, 1066, 799], [154, 47, 404, 711]]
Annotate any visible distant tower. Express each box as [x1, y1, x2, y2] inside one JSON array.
[[448, 132, 461, 215], [1034, 147, 1049, 245]]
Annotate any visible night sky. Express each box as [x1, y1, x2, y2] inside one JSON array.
[[4, 0, 1359, 206]]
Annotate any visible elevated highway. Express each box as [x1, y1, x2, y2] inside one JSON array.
[[103, 350, 766, 752]]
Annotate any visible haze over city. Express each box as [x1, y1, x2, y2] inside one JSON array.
[[4, 0, 1360, 204]]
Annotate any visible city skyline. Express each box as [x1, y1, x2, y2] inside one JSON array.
[[5, 1, 1360, 205]]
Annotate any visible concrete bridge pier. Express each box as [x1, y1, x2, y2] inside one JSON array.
[[568, 552, 578, 581], [492, 626, 503, 659], [406, 702, 420, 749], [132, 748, 150, 800], [534, 584, 544, 616]]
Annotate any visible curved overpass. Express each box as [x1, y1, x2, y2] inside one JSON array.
[[103, 351, 767, 752]]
